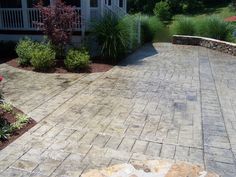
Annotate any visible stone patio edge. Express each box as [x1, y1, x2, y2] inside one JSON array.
[[172, 35, 236, 56]]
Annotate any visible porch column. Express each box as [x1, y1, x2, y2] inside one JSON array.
[[111, 0, 115, 8], [50, 0, 55, 6], [101, 0, 105, 17], [81, 0, 90, 30], [124, 0, 127, 12], [0, 10, 2, 29], [21, 0, 28, 29]]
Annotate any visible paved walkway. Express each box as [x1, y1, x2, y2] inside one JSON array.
[[0, 43, 235, 177]]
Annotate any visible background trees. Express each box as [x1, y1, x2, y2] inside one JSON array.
[[127, 0, 232, 15]]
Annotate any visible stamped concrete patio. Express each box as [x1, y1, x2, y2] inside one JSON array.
[[0, 43, 236, 177]]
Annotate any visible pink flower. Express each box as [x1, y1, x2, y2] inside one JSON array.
[[0, 76, 3, 82]]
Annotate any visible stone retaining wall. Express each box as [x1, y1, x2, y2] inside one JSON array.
[[172, 35, 236, 56]]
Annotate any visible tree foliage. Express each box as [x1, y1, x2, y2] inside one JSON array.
[[127, 0, 231, 14], [35, 0, 79, 56], [153, 1, 172, 21]]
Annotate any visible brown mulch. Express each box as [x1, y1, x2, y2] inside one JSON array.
[[0, 107, 36, 150], [6, 58, 113, 74]]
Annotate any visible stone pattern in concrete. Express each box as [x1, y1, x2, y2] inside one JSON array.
[[0, 43, 235, 177]]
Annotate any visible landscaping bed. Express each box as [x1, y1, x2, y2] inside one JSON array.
[[6, 58, 113, 74], [0, 104, 36, 150]]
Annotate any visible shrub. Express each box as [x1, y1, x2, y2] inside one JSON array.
[[92, 13, 130, 63], [30, 42, 56, 71], [0, 103, 13, 113], [153, 1, 172, 21], [35, 0, 79, 57], [122, 15, 140, 51], [197, 16, 233, 41], [16, 114, 29, 124], [0, 127, 10, 140], [140, 15, 167, 43], [171, 17, 196, 36], [65, 48, 90, 71], [16, 38, 35, 66], [0, 41, 16, 59]]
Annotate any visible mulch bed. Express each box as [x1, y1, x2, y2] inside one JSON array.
[[6, 58, 113, 74], [0, 107, 36, 150]]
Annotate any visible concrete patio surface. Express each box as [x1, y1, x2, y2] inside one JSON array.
[[0, 43, 235, 177]]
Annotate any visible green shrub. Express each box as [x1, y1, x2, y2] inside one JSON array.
[[16, 38, 35, 66], [0, 41, 16, 59], [171, 17, 196, 36], [0, 125, 10, 140], [10, 121, 23, 132], [92, 13, 130, 63], [0, 103, 13, 113], [0, 119, 10, 140], [122, 15, 140, 51], [16, 114, 29, 124], [153, 1, 172, 21], [140, 15, 167, 43], [30, 42, 56, 71], [197, 16, 233, 41], [65, 48, 90, 71]]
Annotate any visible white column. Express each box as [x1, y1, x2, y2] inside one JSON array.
[[101, 0, 104, 17], [0, 8, 2, 29], [81, 0, 89, 32], [124, 0, 127, 12], [85, 0, 90, 29], [50, 0, 54, 6], [21, 0, 28, 29], [111, 0, 115, 8]]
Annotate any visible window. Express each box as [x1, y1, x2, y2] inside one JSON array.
[[0, 0, 21, 8], [119, 0, 123, 8], [27, 0, 50, 8], [90, 0, 98, 7], [108, 0, 111, 6], [64, 0, 81, 7]]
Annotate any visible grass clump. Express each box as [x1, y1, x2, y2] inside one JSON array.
[[140, 15, 168, 43], [170, 15, 234, 42], [197, 16, 233, 41], [0, 103, 13, 113], [171, 17, 196, 36], [92, 13, 131, 63]]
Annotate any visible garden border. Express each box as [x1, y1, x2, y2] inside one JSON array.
[[172, 35, 236, 56]]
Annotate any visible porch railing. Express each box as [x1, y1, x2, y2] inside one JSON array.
[[0, 8, 82, 31]]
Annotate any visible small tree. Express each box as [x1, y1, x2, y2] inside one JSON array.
[[153, 1, 172, 22], [35, 0, 79, 57]]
